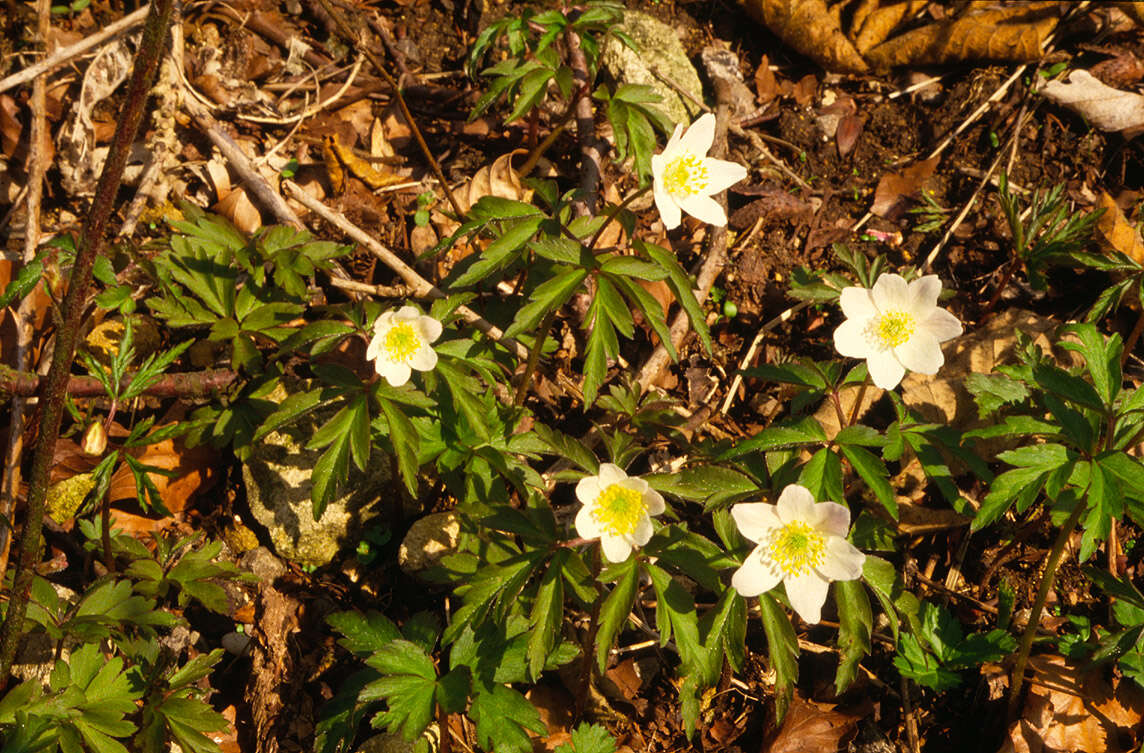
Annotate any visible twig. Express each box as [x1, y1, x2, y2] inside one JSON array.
[[283, 181, 529, 361], [719, 300, 809, 414], [566, 26, 604, 218], [0, 5, 149, 95], [236, 55, 365, 125], [926, 66, 1026, 162], [312, 0, 463, 218], [0, 366, 238, 398], [328, 278, 413, 298], [0, 0, 51, 590], [0, 0, 174, 686]]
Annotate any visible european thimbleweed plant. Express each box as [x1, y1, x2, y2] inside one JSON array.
[[652, 113, 748, 229], [367, 305, 442, 386], [574, 463, 666, 562]]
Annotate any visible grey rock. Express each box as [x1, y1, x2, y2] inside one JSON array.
[[599, 10, 703, 128], [243, 390, 395, 568], [398, 511, 460, 576]]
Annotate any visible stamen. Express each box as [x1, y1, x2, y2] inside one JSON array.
[[765, 521, 826, 578], [591, 484, 647, 536], [383, 322, 422, 362], [662, 153, 710, 198], [864, 310, 915, 350]]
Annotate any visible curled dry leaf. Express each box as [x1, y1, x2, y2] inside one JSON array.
[[741, 0, 868, 73], [871, 156, 939, 219], [1095, 190, 1144, 264], [207, 157, 262, 233], [1041, 69, 1144, 133], [763, 694, 859, 753]]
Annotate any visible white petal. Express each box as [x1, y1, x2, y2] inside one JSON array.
[[871, 273, 910, 312], [661, 122, 686, 157], [703, 158, 748, 193], [576, 476, 602, 506], [372, 311, 395, 334], [653, 184, 683, 230], [420, 316, 443, 343], [600, 534, 633, 563], [731, 550, 783, 597], [597, 463, 628, 486], [908, 275, 942, 313], [366, 333, 383, 361], [395, 305, 421, 320], [379, 360, 412, 387], [811, 501, 850, 537], [894, 331, 944, 374], [834, 317, 874, 359], [776, 484, 816, 526], [677, 193, 727, 226], [575, 504, 602, 539], [679, 113, 715, 156], [644, 488, 666, 516], [408, 344, 438, 372], [839, 286, 878, 321], [865, 350, 907, 390], [920, 307, 963, 343], [731, 502, 782, 543], [784, 572, 830, 624], [816, 537, 866, 581], [630, 515, 654, 546]]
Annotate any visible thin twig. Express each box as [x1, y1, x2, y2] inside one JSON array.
[[0, 5, 149, 95], [328, 278, 413, 298], [283, 181, 529, 361], [719, 300, 809, 414], [566, 26, 604, 218]]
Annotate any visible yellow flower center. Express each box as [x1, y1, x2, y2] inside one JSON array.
[[766, 521, 826, 578], [591, 483, 647, 537], [866, 310, 916, 350], [383, 322, 422, 362], [662, 153, 709, 198]]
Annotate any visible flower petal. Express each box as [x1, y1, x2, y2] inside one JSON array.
[[731, 502, 782, 543], [811, 501, 851, 537], [366, 334, 383, 361], [597, 463, 628, 486], [703, 158, 748, 193], [576, 476, 602, 506], [776, 484, 817, 526], [395, 305, 421, 320], [661, 122, 686, 157], [834, 317, 874, 359], [378, 361, 412, 387], [816, 537, 866, 581], [372, 312, 394, 334], [785, 571, 830, 624], [908, 275, 942, 313], [644, 488, 666, 516], [600, 534, 633, 563], [575, 504, 602, 539], [679, 113, 715, 157], [731, 549, 783, 597], [920, 307, 963, 343], [865, 350, 907, 390], [894, 331, 944, 374], [676, 193, 728, 226], [653, 183, 683, 230], [420, 316, 443, 343], [871, 273, 910, 312], [408, 344, 438, 372], [839, 286, 878, 320], [630, 515, 654, 546]]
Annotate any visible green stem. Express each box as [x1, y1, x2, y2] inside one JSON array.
[[1121, 305, 1144, 369], [0, 0, 174, 687], [587, 186, 651, 253], [847, 375, 872, 427], [513, 308, 559, 406], [1006, 494, 1088, 722]]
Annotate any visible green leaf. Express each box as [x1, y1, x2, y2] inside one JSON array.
[[645, 563, 704, 672], [451, 216, 544, 287], [840, 445, 897, 519], [327, 610, 402, 657], [310, 434, 350, 520], [379, 397, 420, 496], [1060, 323, 1122, 406], [644, 465, 761, 510], [554, 723, 617, 753], [798, 448, 844, 506], [469, 684, 545, 753], [966, 372, 1030, 418], [757, 592, 798, 721], [718, 416, 827, 459], [636, 239, 711, 354], [527, 552, 566, 681], [834, 579, 872, 694], [0, 258, 43, 308], [595, 557, 639, 673], [973, 466, 1049, 531], [362, 640, 438, 741], [503, 267, 588, 340], [1032, 363, 1105, 411]]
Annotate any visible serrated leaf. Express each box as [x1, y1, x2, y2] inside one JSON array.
[[469, 684, 545, 753], [595, 557, 638, 673]]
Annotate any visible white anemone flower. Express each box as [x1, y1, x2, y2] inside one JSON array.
[[366, 305, 442, 387], [575, 463, 666, 563], [832, 273, 963, 390], [651, 113, 748, 230], [731, 484, 865, 625]]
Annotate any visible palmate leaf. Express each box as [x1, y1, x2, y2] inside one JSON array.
[[554, 723, 617, 753], [469, 684, 545, 753]]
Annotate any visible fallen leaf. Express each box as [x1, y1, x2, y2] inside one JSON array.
[[1041, 69, 1144, 133], [871, 156, 939, 219], [740, 0, 869, 73], [853, 0, 928, 54], [1095, 190, 1144, 264], [1090, 49, 1144, 88], [1000, 655, 1144, 753], [836, 113, 865, 157], [0, 94, 21, 157], [755, 55, 780, 104], [109, 434, 220, 514], [763, 694, 858, 753]]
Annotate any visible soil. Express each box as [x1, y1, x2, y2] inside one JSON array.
[[2, 1, 1144, 752]]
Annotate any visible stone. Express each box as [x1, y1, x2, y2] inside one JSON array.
[[398, 511, 460, 576], [599, 10, 704, 128], [243, 388, 395, 568]]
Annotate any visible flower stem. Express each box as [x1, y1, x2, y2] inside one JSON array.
[[513, 308, 559, 406], [587, 186, 651, 253], [847, 376, 872, 427], [1121, 305, 1144, 369], [1006, 495, 1087, 722]]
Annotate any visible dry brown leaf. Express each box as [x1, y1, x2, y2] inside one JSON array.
[[836, 113, 865, 157], [1041, 70, 1144, 133], [1090, 50, 1144, 89], [1115, 1, 1144, 27], [871, 156, 939, 219], [214, 188, 262, 234], [853, 0, 927, 54], [109, 435, 220, 514], [864, 3, 1059, 71], [755, 55, 780, 104], [1000, 655, 1144, 753], [0, 94, 21, 158], [740, 0, 869, 73], [1095, 191, 1144, 264], [763, 694, 858, 753]]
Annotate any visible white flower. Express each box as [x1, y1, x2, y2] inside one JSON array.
[[730, 484, 865, 625], [832, 273, 963, 390], [651, 113, 748, 230], [366, 305, 442, 386], [574, 463, 666, 563]]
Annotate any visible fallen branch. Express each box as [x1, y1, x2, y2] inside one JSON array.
[[0, 367, 238, 399]]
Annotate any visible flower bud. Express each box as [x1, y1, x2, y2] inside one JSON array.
[[82, 421, 107, 456]]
